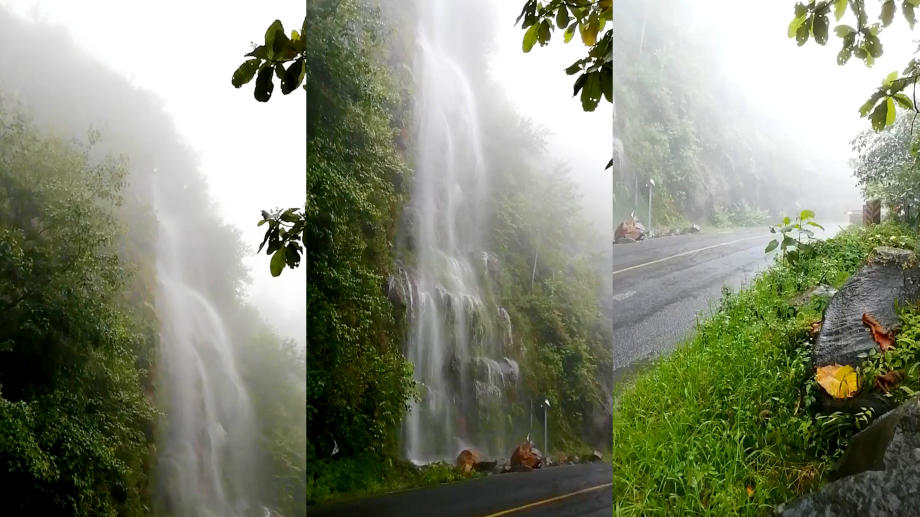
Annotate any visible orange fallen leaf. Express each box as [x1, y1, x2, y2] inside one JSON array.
[[746, 485, 755, 498], [862, 313, 895, 352], [816, 364, 860, 398], [809, 320, 822, 337], [875, 369, 905, 393]]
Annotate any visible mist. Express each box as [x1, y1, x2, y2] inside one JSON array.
[[0, 0, 306, 348], [0, 3, 305, 515], [613, 0, 920, 224]]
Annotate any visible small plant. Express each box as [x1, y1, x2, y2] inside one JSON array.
[[765, 210, 824, 265]]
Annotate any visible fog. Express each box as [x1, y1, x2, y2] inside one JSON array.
[[614, 0, 919, 222], [488, 3, 613, 256], [0, 2, 306, 513], [0, 0, 306, 347]]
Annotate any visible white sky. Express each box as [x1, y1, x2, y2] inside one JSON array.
[[691, 0, 917, 173], [0, 0, 306, 347], [489, 2, 614, 243]]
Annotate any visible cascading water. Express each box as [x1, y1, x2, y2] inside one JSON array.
[[152, 178, 260, 516], [395, 0, 522, 463]]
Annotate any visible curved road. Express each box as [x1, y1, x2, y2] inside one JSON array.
[[307, 463, 611, 517], [611, 224, 845, 371], [611, 228, 772, 370]]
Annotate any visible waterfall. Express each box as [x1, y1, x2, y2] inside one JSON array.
[[151, 176, 261, 516], [398, 0, 521, 464]]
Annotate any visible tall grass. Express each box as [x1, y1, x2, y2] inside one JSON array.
[[612, 223, 918, 515]]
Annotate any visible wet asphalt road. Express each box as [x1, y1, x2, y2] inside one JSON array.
[[307, 463, 612, 517], [611, 228, 772, 371], [611, 224, 846, 371]]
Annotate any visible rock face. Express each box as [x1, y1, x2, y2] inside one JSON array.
[[456, 449, 479, 474], [814, 249, 920, 368], [776, 395, 920, 516], [510, 441, 542, 471]]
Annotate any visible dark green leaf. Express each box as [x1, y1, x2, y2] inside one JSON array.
[[564, 21, 578, 43], [270, 248, 286, 277], [894, 92, 914, 109], [538, 20, 552, 45], [523, 23, 539, 52], [282, 58, 305, 94], [796, 19, 811, 46], [572, 73, 587, 96], [834, 24, 855, 37], [904, 2, 917, 28], [838, 47, 853, 65], [556, 6, 569, 29], [881, 0, 896, 25], [245, 45, 269, 59], [254, 64, 274, 102], [600, 66, 612, 102], [232, 59, 260, 88], [813, 15, 829, 44], [866, 35, 883, 58], [265, 20, 285, 56], [870, 100, 889, 130], [765, 239, 779, 253]]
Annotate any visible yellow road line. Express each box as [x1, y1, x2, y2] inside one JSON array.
[[612, 235, 763, 276], [480, 482, 613, 517]]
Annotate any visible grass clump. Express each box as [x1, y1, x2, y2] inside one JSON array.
[[611, 223, 917, 516], [307, 454, 476, 506]]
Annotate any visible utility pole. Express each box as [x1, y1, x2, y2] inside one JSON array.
[[543, 399, 551, 461], [648, 178, 655, 232]]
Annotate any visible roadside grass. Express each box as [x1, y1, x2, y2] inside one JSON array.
[[308, 443, 605, 507], [307, 454, 477, 506], [611, 223, 918, 516]]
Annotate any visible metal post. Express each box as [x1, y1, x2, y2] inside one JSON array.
[[543, 404, 547, 459], [648, 179, 655, 232]]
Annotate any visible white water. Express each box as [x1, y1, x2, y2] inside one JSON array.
[[152, 181, 260, 516], [396, 0, 521, 463]]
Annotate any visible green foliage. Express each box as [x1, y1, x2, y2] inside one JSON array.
[[258, 207, 304, 277], [233, 18, 306, 277], [765, 210, 825, 265], [712, 201, 771, 228], [0, 101, 157, 515], [851, 115, 920, 221], [307, 454, 473, 506], [236, 325, 306, 516], [857, 303, 920, 405], [516, 0, 612, 113], [232, 18, 306, 102], [305, 0, 416, 461], [612, 223, 909, 515], [790, 0, 920, 130], [488, 164, 613, 450]]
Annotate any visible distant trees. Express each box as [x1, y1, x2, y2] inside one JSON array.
[[851, 115, 920, 219]]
